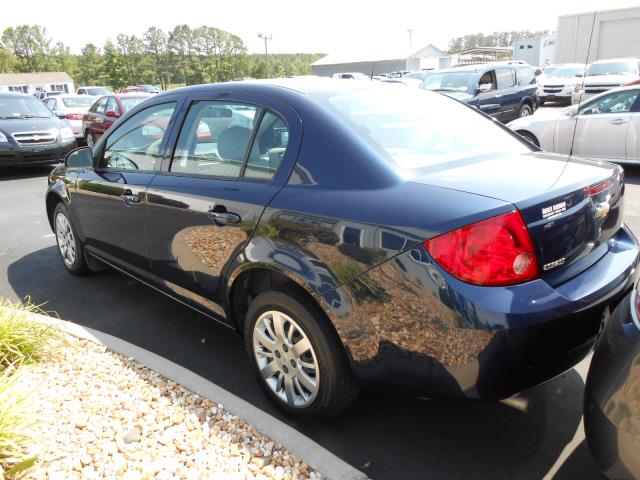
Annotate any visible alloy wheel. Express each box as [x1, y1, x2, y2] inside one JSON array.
[[252, 310, 320, 407], [55, 212, 76, 268]]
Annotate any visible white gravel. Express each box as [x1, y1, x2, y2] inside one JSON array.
[[16, 336, 323, 480]]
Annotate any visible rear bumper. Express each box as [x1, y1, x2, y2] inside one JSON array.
[[335, 225, 639, 399], [584, 289, 640, 480], [0, 141, 76, 167]]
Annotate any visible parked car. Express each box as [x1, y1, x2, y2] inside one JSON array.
[[34, 91, 65, 101], [420, 63, 539, 122], [43, 95, 98, 141], [47, 79, 638, 418], [0, 93, 77, 167], [404, 71, 433, 82], [331, 72, 369, 80], [572, 58, 640, 104], [82, 94, 151, 146], [77, 86, 112, 96], [507, 85, 640, 163], [537, 63, 586, 105], [121, 85, 161, 94], [584, 288, 640, 480]]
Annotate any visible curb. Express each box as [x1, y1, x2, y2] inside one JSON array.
[[32, 313, 369, 480]]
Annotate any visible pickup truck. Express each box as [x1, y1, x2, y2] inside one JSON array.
[[420, 62, 540, 122]]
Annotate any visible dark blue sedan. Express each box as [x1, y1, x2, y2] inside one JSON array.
[[46, 79, 639, 417]]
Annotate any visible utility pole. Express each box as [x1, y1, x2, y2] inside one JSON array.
[[258, 33, 272, 78], [407, 29, 414, 49]]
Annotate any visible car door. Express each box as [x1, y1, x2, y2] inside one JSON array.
[[71, 100, 180, 277], [572, 89, 640, 161], [495, 67, 519, 122], [145, 93, 301, 318], [84, 96, 108, 138], [626, 109, 640, 162], [475, 69, 501, 119]]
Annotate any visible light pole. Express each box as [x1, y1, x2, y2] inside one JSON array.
[[407, 29, 414, 49], [258, 33, 272, 78]]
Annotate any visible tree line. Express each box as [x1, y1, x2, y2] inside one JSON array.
[[0, 25, 324, 90], [448, 30, 551, 53]]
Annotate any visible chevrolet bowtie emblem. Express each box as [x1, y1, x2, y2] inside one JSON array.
[[595, 201, 610, 220]]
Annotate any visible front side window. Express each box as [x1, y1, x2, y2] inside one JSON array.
[[579, 90, 640, 115], [106, 97, 119, 115], [496, 68, 515, 89], [94, 97, 108, 115], [421, 71, 477, 93], [102, 102, 176, 171], [171, 101, 260, 178], [245, 110, 289, 180]]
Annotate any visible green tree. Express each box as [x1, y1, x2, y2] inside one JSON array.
[[0, 47, 17, 73], [103, 40, 127, 90], [77, 43, 104, 86], [143, 27, 168, 89]]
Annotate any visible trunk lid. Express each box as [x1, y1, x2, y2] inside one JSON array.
[[410, 151, 624, 284]]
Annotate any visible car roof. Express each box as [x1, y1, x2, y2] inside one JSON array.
[[0, 92, 31, 98], [591, 58, 639, 64]]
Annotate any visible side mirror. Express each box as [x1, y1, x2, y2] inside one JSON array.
[[567, 106, 578, 117], [105, 110, 119, 118], [575, 73, 584, 77], [534, 68, 543, 76], [478, 83, 493, 93], [65, 147, 94, 168]]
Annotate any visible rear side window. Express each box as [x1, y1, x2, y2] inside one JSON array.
[[515, 67, 535, 86], [171, 101, 261, 178], [496, 68, 516, 89], [245, 111, 289, 180]]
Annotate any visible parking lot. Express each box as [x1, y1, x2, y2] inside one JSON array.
[[1, 102, 638, 479]]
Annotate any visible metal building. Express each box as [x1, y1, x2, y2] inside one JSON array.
[[513, 34, 556, 67], [311, 44, 450, 77], [555, 6, 640, 63]]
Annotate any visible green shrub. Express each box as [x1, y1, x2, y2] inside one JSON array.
[[0, 300, 63, 373]]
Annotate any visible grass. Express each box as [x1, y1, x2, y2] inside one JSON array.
[[0, 299, 64, 479], [0, 300, 64, 373]]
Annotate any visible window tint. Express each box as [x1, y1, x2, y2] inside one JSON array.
[[496, 68, 515, 89], [106, 97, 119, 114], [245, 111, 289, 180], [579, 90, 640, 115], [102, 102, 176, 171], [342, 227, 361, 246], [95, 97, 108, 114], [381, 231, 407, 251], [172, 101, 260, 178], [516, 67, 534, 85]]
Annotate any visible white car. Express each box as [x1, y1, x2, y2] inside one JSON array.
[[76, 86, 112, 96], [538, 63, 586, 105], [331, 72, 370, 80], [507, 85, 640, 164], [43, 95, 98, 140], [571, 58, 640, 105]]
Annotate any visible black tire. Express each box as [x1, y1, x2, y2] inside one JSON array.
[[517, 130, 540, 148], [538, 99, 546, 106], [244, 291, 359, 418], [53, 202, 89, 275], [519, 103, 533, 118]]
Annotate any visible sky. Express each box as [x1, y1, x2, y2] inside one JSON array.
[[1, 0, 640, 55]]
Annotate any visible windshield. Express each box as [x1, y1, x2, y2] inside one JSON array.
[[420, 71, 476, 92], [62, 96, 96, 108], [313, 87, 530, 179], [0, 96, 53, 119], [586, 61, 636, 76], [549, 66, 585, 77], [405, 71, 429, 80], [87, 87, 111, 96], [120, 97, 148, 112], [543, 66, 557, 75]]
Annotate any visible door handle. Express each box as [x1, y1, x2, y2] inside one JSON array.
[[120, 192, 141, 206], [610, 118, 628, 125], [208, 210, 241, 225]]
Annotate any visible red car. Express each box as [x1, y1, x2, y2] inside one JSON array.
[[82, 94, 150, 146]]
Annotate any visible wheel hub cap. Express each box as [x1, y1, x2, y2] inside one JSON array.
[[253, 310, 320, 407], [55, 212, 76, 267]]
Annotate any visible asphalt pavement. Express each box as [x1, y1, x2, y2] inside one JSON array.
[[1, 113, 636, 479]]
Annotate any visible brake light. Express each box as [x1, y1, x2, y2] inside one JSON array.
[[65, 113, 83, 120], [424, 210, 539, 286], [584, 179, 613, 197]]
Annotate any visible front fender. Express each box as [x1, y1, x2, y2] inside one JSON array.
[[45, 169, 77, 230]]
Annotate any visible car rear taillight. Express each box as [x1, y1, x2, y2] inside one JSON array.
[[584, 179, 613, 197], [424, 210, 539, 286], [65, 113, 83, 120]]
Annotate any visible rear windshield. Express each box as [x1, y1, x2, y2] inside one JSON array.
[[62, 96, 96, 108], [586, 61, 637, 76], [0, 96, 53, 119], [120, 97, 148, 112], [420, 71, 477, 92], [312, 87, 530, 179], [87, 87, 111, 96]]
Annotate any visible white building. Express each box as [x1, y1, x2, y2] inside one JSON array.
[[0, 72, 75, 95], [555, 6, 640, 63], [311, 44, 450, 77], [513, 34, 556, 67]]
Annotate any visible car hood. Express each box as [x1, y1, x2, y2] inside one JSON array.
[[581, 74, 636, 85], [409, 150, 616, 206], [439, 91, 474, 102], [0, 117, 65, 134]]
